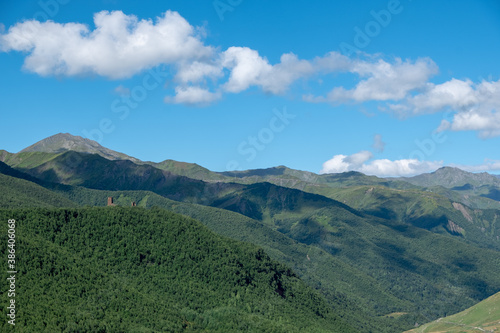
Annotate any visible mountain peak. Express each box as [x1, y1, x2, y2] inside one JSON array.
[[21, 133, 96, 153], [19, 133, 139, 162], [405, 165, 499, 188]]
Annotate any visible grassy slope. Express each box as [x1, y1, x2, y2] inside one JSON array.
[[406, 291, 500, 332], [0, 151, 63, 169], [0, 173, 77, 208], [0, 207, 356, 332], [314, 185, 500, 250]]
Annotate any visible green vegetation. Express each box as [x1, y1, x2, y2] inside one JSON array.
[[47, 187, 410, 331], [0, 173, 77, 208], [0, 151, 63, 169], [0, 208, 355, 332], [406, 291, 500, 332], [147, 159, 227, 182], [40, 184, 500, 330], [3, 135, 500, 332]]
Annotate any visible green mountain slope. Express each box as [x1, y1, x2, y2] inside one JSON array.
[[214, 168, 500, 249], [11, 173, 500, 331], [9, 151, 366, 225], [401, 167, 500, 206], [406, 291, 500, 332], [320, 185, 500, 249], [0, 166, 408, 332], [0, 173, 77, 208], [0, 150, 65, 169], [4, 134, 500, 332], [149, 159, 227, 181], [10, 150, 224, 202], [0, 207, 356, 332], [0, 161, 77, 208]]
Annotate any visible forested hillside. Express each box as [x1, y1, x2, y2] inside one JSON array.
[[0, 208, 356, 332]]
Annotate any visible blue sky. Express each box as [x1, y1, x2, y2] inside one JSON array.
[[1, 0, 500, 176]]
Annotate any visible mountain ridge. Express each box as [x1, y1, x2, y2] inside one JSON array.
[[3, 133, 500, 332], [12, 133, 500, 182], [402, 166, 500, 188]]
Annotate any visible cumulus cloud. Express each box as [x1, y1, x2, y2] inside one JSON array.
[[221, 47, 273, 93], [320, 151, 443, 177], [221, 48, 329, 94], [438, 109, 500, 139], [393, 78, 500, 138], [0, 11, 355, 105], [359, 159, 443, 177], [2, 8, 499, 140], [175, 60, 223, 84], [164, 86, 221, 106], [405, 78, 478, 113], [452, 160, 500, 173], [0, 10, 213, 79], [306, 57, 438, 103], [320, 151, 373, 174]]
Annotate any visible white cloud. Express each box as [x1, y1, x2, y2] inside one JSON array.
[[222, 49, 352, 95], [320, 151, 373, 174], [405, 78, 477, 113], [175, 60, 223, 84], [221, 47, 273, 93], [452, 160, 500, 173], [320, 150, 442, 177], [259, 53, 316, 94], [358, 159, 443, 177], [320, 155, 352, 174], [0, 10, 213, 79], [444, 109, 500, 139], [307, 57, 438, 103], [345, 150, 373, 166], [0, 8, 355, 104], [165, 86, 221, 105], [2, 8, 499, 141], [394, 78, 500, 138]]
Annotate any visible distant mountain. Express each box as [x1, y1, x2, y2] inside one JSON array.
[[149, 159, 226, 181], [19, 133, 140, 162], [401, 166, 500, 188], [5, 136, 500, 246], [4, 134, 500, 332], [405, 291, 500, 332], [399, 167, 500, 205]]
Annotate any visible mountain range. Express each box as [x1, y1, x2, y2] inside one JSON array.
[[1, 133, 500, 332]]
